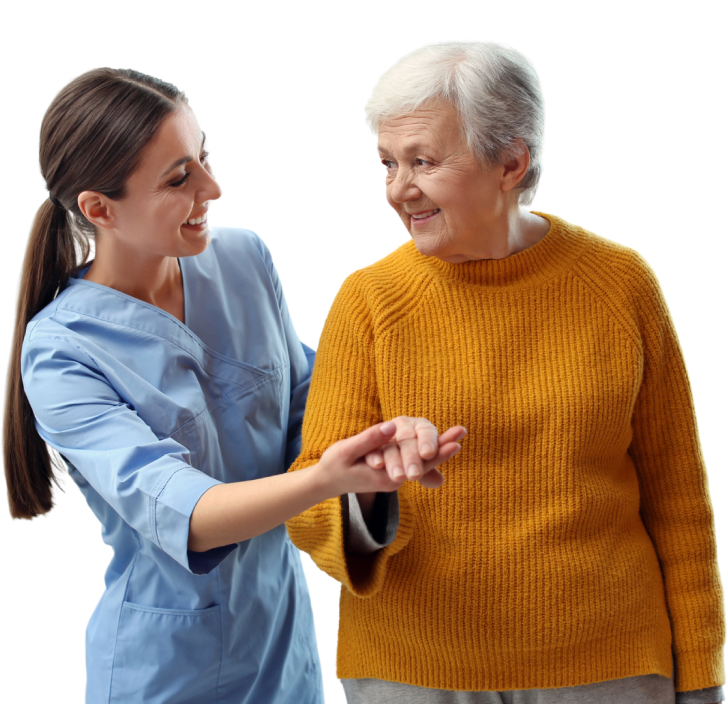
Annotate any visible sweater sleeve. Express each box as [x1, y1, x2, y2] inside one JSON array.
[[627, 259, 724, 692], [285, 273, 414, 597]]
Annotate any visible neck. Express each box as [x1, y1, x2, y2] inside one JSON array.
[[85, 237, 186, 323], [442, 207, 550, 263]]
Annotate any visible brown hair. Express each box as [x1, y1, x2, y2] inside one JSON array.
[[4, 68, 187, 519]]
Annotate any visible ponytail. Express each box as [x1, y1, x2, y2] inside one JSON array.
[[4, 67, 186, 518], [4, 200, 88, 517]]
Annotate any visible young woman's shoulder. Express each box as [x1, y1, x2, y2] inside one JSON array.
[[196, 227, 278, 286], [207, 227, 271, 266], [202, 227, 287, 307], [208, 226, 264, 254]]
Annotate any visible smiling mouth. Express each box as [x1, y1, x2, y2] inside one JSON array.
[[183, 212, 208, 226], [409, 209, 440, 222]]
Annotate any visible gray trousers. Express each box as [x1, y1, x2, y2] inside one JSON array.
[[341, 674, 677, 704]]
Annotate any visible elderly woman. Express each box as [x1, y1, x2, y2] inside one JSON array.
[[286, 43, 724, 704]]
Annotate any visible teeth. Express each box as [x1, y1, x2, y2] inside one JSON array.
[[185, 212, 208, 226], [411, 209, 439, 219]]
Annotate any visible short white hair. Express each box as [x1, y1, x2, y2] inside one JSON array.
[[366, 42, 544, 205]]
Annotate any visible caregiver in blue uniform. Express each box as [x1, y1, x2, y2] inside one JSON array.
[[3, 69, 464, 704]]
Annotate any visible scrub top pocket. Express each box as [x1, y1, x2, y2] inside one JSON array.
[[110, 601, 222, 704]]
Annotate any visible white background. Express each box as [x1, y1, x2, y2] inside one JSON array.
[[1, 1, 725, 702]]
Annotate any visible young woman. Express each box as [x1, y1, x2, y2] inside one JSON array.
[[4, 68, 465, 704]]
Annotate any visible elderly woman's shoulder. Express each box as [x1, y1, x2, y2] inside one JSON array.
[[341, 240, 424, 292], [566, 218, 668, 318]]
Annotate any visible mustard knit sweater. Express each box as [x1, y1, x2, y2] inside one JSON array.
[[286, 214, 724, 693]]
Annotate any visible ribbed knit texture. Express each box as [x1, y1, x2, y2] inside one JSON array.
[[286, 214, 724, 693]]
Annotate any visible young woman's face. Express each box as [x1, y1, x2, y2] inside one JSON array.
[[106, 105, 222, 259]]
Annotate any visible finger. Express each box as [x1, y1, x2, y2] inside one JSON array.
[[365, 450, 385, 469], [398, 435, 424, 480], [414, 418, 439, 460], [438, 425, 467, 446], [382, 442, 406, 481], [423, 442, 462, 471], [415, 443, 461, 491], [418, 468, 445, 489], [389, 415, 417, 441], [334, 421, 397, 464]]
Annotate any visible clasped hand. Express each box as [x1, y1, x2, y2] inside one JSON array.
[[319, 416, 467, 497]]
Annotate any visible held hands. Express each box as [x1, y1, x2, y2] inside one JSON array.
[[364, 416, 466, 489], [317, 417, 466, 498]]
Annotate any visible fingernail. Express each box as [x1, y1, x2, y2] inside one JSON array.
[[422, 443, 434, 455], [392, 466, 405, 480], [380, 421, 396, 435], [407, 464, 421, 479]]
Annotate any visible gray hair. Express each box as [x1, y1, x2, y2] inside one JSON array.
[[366, 42, 544, 205]]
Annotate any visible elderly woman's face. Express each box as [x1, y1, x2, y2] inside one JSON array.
[[378, 100, 505, 263]]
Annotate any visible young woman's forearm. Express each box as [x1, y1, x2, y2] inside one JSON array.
[[188, 421, 465, 552], [189, 465, 330, 552]]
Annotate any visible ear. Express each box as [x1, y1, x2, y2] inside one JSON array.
[[500, 140, 531, 193], [77, 191, 116, 230]]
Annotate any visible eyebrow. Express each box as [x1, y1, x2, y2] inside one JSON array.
[[378, 142, 428, 156], [161, 132, 207, 177]]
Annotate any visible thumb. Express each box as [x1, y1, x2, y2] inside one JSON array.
[[333, 422, 397, 464]]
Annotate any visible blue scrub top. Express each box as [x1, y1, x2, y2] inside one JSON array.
[[21, 229, 323, 704]]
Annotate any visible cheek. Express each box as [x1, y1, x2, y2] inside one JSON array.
[[385, 185, 398, 210]]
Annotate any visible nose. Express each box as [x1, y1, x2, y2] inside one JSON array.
[[198, 167, 222, 203], [388, 167, 420, 204]]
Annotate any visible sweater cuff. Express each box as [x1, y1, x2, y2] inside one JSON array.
[[345, 492, 400, 554], [286, 485, 414, 597]]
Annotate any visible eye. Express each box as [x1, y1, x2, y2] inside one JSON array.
[[169, 152, 210, 188], [415, 158, 431, 167], [170, 172, 190, 188], [381, 159, 395, 170]]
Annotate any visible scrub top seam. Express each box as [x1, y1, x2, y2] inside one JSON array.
[[108, 548, 140, 704], [215, 566, 223, 703], [213, 365, 287, 410], [151, 467, 186, 549], [27, 331, 286, 443], [167, 363, 288, 438], [31, 319, 280, 394], [58, 301, 268, 384]]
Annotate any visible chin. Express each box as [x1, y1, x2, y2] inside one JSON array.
[[181, 229, 211, 256], [410, 233, 449, 260], [194, 233, 212, 255]]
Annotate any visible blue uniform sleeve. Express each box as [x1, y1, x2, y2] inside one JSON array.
[[251, 235, 315, 468], [22, 334, 228, 574]]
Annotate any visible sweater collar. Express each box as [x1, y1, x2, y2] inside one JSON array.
[[405, 212, 587, 288]]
